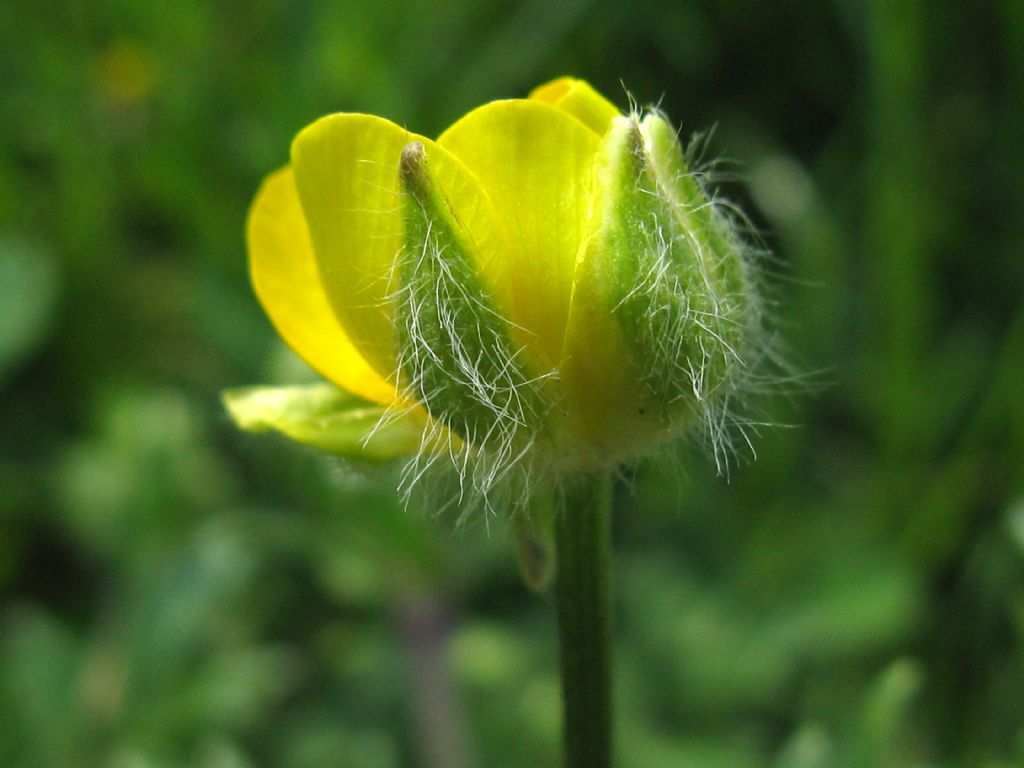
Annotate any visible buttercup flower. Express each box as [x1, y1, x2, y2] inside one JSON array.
[[227, 77, 764, 498]]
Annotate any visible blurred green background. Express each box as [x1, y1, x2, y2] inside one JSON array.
[[1, 0, 1022, 766]]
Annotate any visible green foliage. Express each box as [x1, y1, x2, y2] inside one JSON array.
[[1, 0, 1022, 766]]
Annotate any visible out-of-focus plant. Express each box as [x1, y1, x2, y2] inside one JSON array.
[[3, 0, 1021, 765]]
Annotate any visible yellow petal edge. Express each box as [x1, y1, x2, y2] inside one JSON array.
[[247, 166, 396, 405], [529, 76, 620, 137]]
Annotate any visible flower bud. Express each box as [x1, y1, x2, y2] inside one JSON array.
[[230, 78, 767, 495]]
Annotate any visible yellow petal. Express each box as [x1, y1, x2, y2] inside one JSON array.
[[290, 113, 506, 383], [247, 166, 396, 405], [437, 100, 600, 371], [528, 77, 620, 136]]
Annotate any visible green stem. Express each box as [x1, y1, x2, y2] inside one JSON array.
[[556, 473, 613, 768]]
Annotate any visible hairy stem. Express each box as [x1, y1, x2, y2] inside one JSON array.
[[556, 473, 613, 768]]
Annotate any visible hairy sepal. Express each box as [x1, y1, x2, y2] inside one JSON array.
[[562, 113, 758, 468], [394, 142, 546, 501]]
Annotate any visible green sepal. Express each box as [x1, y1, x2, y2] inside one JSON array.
[[222, 383, 423, 461], [595, 114, 752, 412], [396, 142, 541, 450], [640, 113, 750, 301]]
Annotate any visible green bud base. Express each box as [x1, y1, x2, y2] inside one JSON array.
[[556, 473, 613, 768]]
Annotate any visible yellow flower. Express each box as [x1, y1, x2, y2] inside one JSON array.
[[227, 77, 762, 491]]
